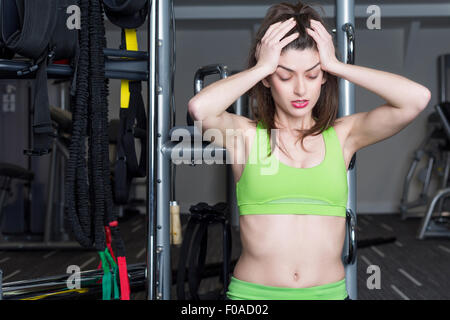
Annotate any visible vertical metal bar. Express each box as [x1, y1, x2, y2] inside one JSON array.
[[150, 0, 173, 300], [146, 0, 157, 300], [44, 140, 57, 243], [158, 0, 173, 300], [336, 0, 357, 300], [438, 55, 446, 104]]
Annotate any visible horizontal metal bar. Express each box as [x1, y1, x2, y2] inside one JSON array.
[[175, 4, 450, 20], [103, 48, 149, 60], [0, 241, 85, 250], [0, 48, 148, 81], [161, 140, 228, 165]]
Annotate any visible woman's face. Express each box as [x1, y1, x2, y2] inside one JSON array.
[[262, 48, 326, 121]]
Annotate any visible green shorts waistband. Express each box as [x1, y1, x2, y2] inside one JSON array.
[[226, 276, 347, 300]]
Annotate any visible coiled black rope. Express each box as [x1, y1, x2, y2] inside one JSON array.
[[65, 0, 92, 248], [65, 0, 130, 300]]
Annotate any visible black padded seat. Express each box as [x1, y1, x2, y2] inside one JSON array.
[[0, 163, 34, 181]]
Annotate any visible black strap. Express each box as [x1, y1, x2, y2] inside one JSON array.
[[176, 214, 201, 300], [188, 217, 209, 301], [113, 39, 147, 205], [114, 81, 147, 204], [113, 28, 147, 204], [176, 202, 232, 300], [123, 81, 147, 177], [29, 55, 58, 156]]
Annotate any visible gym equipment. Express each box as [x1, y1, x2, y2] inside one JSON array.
[[0, 103, 83, 250], [1, 263, 146, 300], [0, 0, 151, 300], [109, 15, 148, 205], [417, 103, 450, 239], [417, 54, 450, 239], [400, 112, 448, 220], [176, 202, 232, 300], [0, 0, 79, 156], [337, 0, 357, 300], [0, 163, 34, 230], [0, 80, 37, 238], [0, 79, 66, 248], [64, 0, 132, 300]]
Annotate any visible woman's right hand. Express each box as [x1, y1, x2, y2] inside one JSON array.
[[255, 17, 300, 74]]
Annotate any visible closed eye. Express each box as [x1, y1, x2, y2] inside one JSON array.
[[280, 76, 318, 81]]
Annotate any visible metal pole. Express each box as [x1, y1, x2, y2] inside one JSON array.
[[146, 0, 157, 300], [336, 0, 357, 300], [44, 139, 57, 243], [149, 0, 173, 300], [438, 54, 449, 104]]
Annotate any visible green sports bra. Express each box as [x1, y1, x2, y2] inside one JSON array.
[[236, 120, 348, 217]]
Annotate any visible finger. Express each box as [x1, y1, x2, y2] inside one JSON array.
[[306, 27, 316, 39], [279, 32, 300, 48], [306, 27, 321, 45], [311, 20, 330, 40], [309, 23, 325, 42], [268, 19, 296, 43], [264, 19, 294, 42], [262, 21, 283, 41], [255, 42, 262, 59]]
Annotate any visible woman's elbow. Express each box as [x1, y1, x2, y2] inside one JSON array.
[[417, 88, 431, 111], [188, 100, 202, 121]]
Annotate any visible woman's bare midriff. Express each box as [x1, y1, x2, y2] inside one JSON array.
[[232, 213, 346, 288]]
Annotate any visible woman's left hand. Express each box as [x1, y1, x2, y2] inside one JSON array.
[[306, 19, 340, 73]]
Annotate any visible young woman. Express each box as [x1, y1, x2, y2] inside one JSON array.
[[188, 2, 431, 300]]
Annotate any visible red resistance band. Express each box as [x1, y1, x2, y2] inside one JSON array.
[[96, 221, 130, 300], [97, 223, 117, 270], [117, 256, 130, 300]]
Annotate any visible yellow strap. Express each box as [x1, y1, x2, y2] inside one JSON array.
[[121, 80, 130, 109], [21, 288, 89, 300], [125, 29, 138, 51], [121, 29, 138, 109]]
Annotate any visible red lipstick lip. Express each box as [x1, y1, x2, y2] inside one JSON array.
[[291, 100, 309, 108]]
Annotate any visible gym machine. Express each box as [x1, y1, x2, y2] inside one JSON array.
[[400, 54, 450, 220], [417, 54, 450, 239], [0, 36, 149, 299], [399, 112, 448, 220]]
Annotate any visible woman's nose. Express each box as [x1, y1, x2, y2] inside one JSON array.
[[294, 78, 307, 96]]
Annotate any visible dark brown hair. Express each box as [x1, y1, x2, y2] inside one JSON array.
[[247, 1, 340, 159]]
